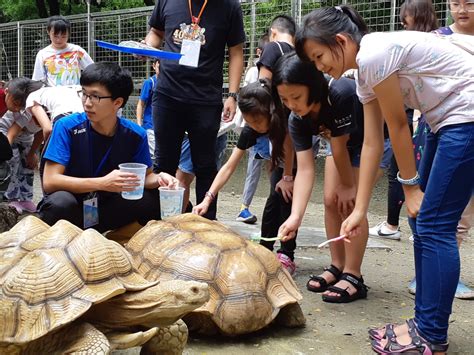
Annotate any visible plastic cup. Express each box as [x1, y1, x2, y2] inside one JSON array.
[[119, 163, 147, 200], [159, 186, 185, 219]]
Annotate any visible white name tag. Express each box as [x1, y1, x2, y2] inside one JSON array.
[[179, 39, 201, 68]]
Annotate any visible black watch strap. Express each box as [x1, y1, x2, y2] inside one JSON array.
[[228, 92, 238, 100]]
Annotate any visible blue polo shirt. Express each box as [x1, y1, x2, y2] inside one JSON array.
[[44, 112, 152, 178], [139, 75, 157, 130]]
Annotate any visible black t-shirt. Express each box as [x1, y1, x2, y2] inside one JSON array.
[[236, 125, 266, 150], [257, 41, 294, 72], [289, 77, 364, 152], [149, 0, 245, 105]]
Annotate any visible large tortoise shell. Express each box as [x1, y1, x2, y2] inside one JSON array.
[[126, 214, 302, 335], [0, 216, 155, 344]]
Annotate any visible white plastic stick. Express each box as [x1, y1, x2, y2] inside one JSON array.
[[317, 235, 347, 248]]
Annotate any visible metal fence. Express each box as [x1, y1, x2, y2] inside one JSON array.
[[0, 0, 450, 141]]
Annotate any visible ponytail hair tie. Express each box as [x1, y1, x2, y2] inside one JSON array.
[[335, 5, 343, 13]]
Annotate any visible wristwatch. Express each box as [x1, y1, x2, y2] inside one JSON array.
[[282, 175, 294, 182], [228, 92, 238, 100]]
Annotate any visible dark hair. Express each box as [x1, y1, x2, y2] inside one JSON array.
[[399, 0, 439, 32], [257, 34, 270, 51], [273, 52, 329, 107], [47, 15, 71, 35], [295, 6, 368, 61], [6, 77, 44, 108], [270, 14, 297, 37], [238, 78, 286, 169], [80, 63, 133, 108]]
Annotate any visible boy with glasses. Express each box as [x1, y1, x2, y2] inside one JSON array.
[[38, 62, 178, 232]]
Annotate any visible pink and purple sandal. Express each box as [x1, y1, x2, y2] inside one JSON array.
[[371, 320, 448, 354]]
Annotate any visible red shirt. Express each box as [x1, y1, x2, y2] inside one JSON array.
[[0, 89, 7, 117]]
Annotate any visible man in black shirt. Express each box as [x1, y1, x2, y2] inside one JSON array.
[[143, 0, 245, 219]]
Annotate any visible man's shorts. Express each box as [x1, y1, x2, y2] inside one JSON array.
[[178, 134, 228, 175]]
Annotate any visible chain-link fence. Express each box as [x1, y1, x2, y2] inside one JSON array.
[[0, 1, 450, 141]]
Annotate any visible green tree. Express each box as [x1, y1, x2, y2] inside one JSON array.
[[0, 0, 150, 23]]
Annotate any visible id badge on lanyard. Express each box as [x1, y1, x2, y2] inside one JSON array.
[[179, 0, 207, 68], [82, 121, 116, 229], [83, 192, 99, 229]]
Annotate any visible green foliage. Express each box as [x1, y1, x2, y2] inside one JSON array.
[[0, 0, 148, 23], [0, 0, 38, 22]]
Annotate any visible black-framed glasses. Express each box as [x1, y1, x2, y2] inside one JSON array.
[[77, 90, 113, 104], [449, 1, 474, 12]]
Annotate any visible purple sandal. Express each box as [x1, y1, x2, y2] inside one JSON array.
[[368, 323, 396, 341], [368, 318, 415, 341], [371, 320, 448, 354]]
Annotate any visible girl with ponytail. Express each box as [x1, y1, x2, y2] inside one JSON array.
[[296, 5, 474, 354]]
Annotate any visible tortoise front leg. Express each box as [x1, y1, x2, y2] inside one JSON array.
[[140, 320, 188, 355]]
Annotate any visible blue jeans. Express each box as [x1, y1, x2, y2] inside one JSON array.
[[410, 123, 474, 344]]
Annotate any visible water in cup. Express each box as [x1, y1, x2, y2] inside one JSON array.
[[119, 163, 147, 200], [159, 186, 185, 219]]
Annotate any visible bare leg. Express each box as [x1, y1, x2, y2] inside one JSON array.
[[176, 169, 195, 212], [308, 156, 346, 289], [323, 164, 369, 298]]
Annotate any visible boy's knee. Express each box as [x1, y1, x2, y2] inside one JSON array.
[[38, 191, 80, 226]]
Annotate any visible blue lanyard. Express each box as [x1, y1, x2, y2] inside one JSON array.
[[88, 120, 117, 178]]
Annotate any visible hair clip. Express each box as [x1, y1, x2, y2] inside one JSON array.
[[335, 5, 343, 13]]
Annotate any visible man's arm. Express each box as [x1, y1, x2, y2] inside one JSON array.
[[136, 99, 145, 126], [222, 43, 244, 122], [144, 27, 165, 49], [43, 161, 105, 194]]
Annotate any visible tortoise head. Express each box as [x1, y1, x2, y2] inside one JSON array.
[[86, 280, 209, 328]]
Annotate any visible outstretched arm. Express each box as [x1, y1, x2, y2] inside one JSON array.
[[373, 73, 422, 218], [341, 99, 385, 237], [193, 147, 245, 215], [279, 149, 314, 241]]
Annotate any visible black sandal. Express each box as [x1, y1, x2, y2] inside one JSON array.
[[306, 264, 342, 293], [322, 273, 368, 303]]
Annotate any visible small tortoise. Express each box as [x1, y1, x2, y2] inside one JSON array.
[[126, 213, 306, 336], [0, 216, 209, 354]]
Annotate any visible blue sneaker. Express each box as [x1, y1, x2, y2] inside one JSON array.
[[408, 278, 474, 300], [236, 208, 257, 224]]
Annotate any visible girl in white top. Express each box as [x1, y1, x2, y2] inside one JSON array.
[[32, 16, 93, 87], [295, 5, 473, 355]]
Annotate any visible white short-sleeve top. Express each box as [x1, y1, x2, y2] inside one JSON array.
[[356, 31, 474, 133]]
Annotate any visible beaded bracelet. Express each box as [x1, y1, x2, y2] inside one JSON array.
[[396, 171, 420, 186]]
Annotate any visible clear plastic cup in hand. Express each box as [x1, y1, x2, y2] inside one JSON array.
[[119, 163, 147, 200]]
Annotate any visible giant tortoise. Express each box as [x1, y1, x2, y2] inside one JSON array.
[[125, 213, 306, 336], [0, 216, 209, 354]]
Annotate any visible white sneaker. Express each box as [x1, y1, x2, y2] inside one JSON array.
[[369, 221, 401, 240]]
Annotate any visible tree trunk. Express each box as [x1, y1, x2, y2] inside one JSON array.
[[35, 0, 49, 18], [47, 0, 60, 15]]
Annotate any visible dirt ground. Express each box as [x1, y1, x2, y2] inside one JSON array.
[[182, 191, 473, 355], [176, 156, 473, 354], [24, 161, 474, 354]]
